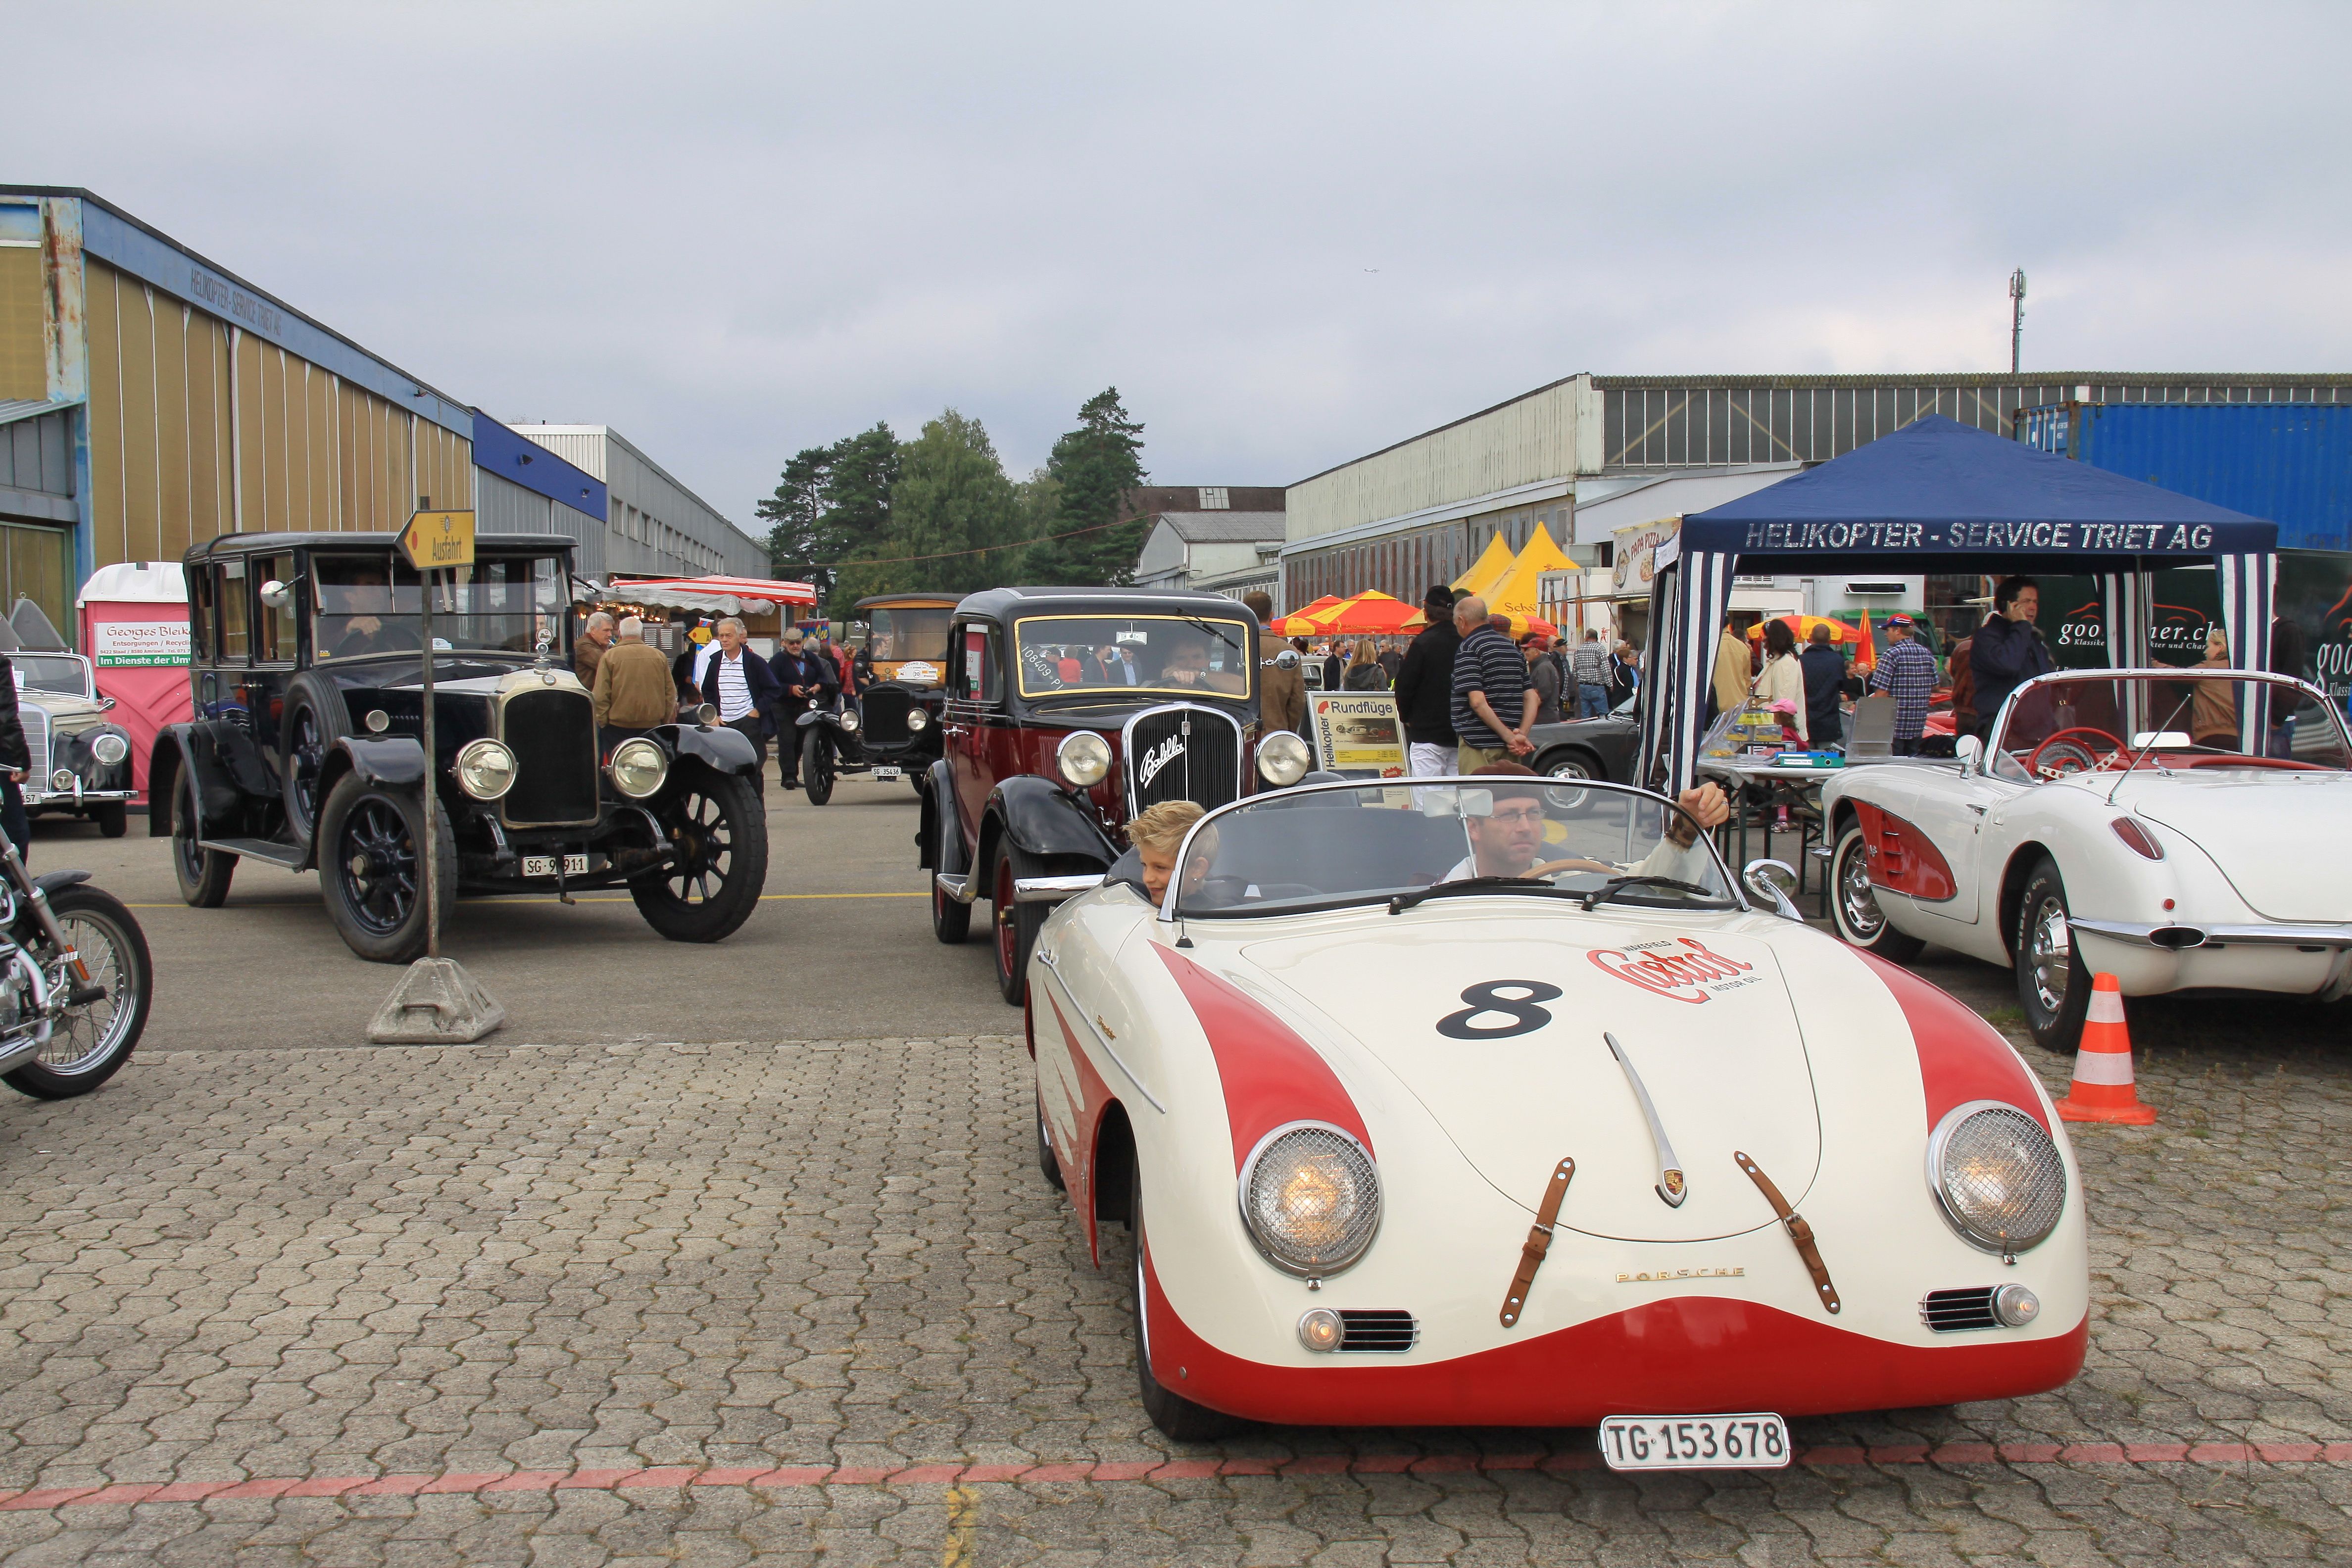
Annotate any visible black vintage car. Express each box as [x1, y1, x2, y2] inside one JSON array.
[[920, 587, 1314, 1002], [148, 532, 768, 963], [795, 592, 958, 805]]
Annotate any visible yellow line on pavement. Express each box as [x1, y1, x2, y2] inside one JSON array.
[[942, 1485, 979, 1567], [120, 891, 927, 908]]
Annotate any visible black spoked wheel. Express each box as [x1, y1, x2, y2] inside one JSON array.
[[318, 774, 454, 964], [2013, 856, 2091, 1054], [801, 729, 835, 805], [993, 851, 1046, 1006], [630, 770, 768, 943], [931, 805, 972, 944], [2, 885, 152, 1099], [1829, 824, 1925, 961], [1129, 1153, 1245, 1441], [171, 766, 236, 909]]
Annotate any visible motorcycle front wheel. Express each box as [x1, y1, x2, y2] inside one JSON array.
[[4, 884, 153, 1099]]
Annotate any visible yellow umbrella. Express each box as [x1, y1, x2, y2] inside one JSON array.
[[1272, 595, 1344, 636], [1308, 591, 1418, 634], [1484, 522, 1572, 616]]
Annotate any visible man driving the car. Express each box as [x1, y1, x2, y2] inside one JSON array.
[[1442, 765, 1733, 883], [1155, 638, 1246, 695]]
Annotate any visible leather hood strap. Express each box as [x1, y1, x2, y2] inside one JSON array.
[[1499, 1157, 1575, 1328], [1736, 1149, 1840, 1315]]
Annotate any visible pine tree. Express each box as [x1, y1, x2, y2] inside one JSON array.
[[1023, 389, 1148, 586], [756, 422, 899, 605], [844, 409, 1026, 600]]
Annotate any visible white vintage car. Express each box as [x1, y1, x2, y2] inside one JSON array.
[[1822, 668, 2352, 1054], [1027, 777, 2086, 1455], [11, 652, 136, 837]]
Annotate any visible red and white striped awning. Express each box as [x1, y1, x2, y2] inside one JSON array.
[[602, 574, 819, 616]]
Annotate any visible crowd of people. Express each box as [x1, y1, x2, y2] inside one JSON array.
[[1240, 585, 1642, 781], [576, 610, 862, 792]]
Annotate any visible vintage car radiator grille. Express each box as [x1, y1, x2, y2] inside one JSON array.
[[1918, 1287, 2002, 1332], [861, 685, 913, 746], [1123, 705, 1241, 818], [19, 709, 48, 786], [500, 687, 599, 826], [1336, 1310, 1419, 1352]]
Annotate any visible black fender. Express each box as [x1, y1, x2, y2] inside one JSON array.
[[146, 723, 250, 838], [654, 721, 758, 776], [984, 774, 1118, 880], [320, 735, 427, 793], [922, 760, 962, 874], [32, 870, 91, 896], [794, 707, 832, 729]]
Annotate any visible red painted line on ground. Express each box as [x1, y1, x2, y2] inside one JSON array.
[[4, 1441, 2346, 1512]]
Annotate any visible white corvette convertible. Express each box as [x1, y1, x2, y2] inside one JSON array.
[[1822, 668, 2352, 1053], [1027, 777, 2086, 1449]]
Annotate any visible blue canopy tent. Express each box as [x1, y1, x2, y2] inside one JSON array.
[[1642, 416, 2278, 790]]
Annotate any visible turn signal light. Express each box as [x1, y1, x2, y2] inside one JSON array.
[[2109, 818, 2162, 860], [1296, 1308, 1344, 1353]]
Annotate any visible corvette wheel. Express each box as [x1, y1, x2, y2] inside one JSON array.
[[2013, 855, 2091, 1055], [993, 851, 1047, 1007], [1129, 1154, 1245, 1441], [1829, 824, 1924, 962]]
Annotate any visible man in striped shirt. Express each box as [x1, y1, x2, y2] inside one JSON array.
[[1867, 613, 1938, 756], [699, 617, 783, 793], [1449, 595, 1536, 771]]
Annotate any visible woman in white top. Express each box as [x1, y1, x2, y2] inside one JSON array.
[[1751, 618, 1809, 743]]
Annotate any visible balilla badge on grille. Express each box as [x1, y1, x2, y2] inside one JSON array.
[[1137, 728, 1187, 789]]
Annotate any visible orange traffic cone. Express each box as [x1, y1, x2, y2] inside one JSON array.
[[2054, 973, 2156, 1125]]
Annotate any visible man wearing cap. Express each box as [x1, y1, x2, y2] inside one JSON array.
[[1868, 613, 1938, 755], [1392, 584, 1464, 778]]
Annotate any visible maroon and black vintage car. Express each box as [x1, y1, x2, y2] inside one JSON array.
[[920, 587, 1312, 1002]]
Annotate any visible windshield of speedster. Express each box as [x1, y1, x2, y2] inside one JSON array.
[[1988, 671, 2352, 782], [314, 554, 567, 659], [1172, 780, 1737, 918], [1014, 614, 1253, 700]]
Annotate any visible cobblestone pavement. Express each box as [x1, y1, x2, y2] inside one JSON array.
[[0, 1014, 2339, 1564]]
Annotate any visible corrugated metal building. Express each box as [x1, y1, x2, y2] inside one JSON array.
[[510, 425, 767, 582], [0, 186, 476, 643], [471, 414, 609, 579], [1285, 372, 2352, 612]]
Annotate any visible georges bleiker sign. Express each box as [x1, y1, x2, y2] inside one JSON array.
[[1732, 521, 2225, 554]]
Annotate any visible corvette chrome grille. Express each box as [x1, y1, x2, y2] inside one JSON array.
[[1919, 1287, 2001, 1332], [1337, 1310, 1418, 1352]]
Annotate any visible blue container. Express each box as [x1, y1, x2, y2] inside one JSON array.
[[2017, 402, 2352, 551]]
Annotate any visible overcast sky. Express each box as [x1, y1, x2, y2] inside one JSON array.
[[12, 3, 2350, 531]]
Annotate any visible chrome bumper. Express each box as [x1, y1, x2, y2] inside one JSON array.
[[2069, 918, 2352, 951], [23, 786, 135, 809], [933, 871, 1106, 906]]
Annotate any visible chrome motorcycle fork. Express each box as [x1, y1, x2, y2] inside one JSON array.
[[0, 836, 86, 987]]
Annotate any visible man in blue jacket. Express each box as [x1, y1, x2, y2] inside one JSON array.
[[767, 627, 840, 790], [699, 617, 784, 794], [1968, 577, 2056, 737]]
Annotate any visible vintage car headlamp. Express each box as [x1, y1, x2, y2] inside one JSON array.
[[608, 738, 669, 799], [835, 706, 860, 734], [1256, 731, 1312, 786], [91, 732, 130, 768], [48, 769, 73, 792], [1239, 1123, 1381, 1277], [454, 739, 517, 801], [1928, 1102, 2067, 1255], [906, 706, 930, 733], [1055, 731, 1112, 789]]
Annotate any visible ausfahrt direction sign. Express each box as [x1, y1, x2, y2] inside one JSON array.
[[398, 509, 476, 570]]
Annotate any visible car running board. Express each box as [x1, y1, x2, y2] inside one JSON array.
[[200, 838, 307, 870]]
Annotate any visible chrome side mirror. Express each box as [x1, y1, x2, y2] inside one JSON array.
[[1954, 734, 1983, 777], [1742, 858, 1803, 921], [258, 580, 292, 610], [97, 696, 117, 713]]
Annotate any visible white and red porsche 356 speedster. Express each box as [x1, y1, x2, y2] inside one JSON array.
[[1823, 668, 2352, 1053], [1025, 777, 2086, 1458]]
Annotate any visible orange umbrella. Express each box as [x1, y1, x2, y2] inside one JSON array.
[[1746, 613, 1862, 643], [1489, 610, 1560, 640], [1853, 608, 1877, 673], [1314, 591, 1420, 634], [1272, 595, 1344, 636]]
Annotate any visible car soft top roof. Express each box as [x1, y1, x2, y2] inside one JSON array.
[[951, 585, 1256, 624], [851, 593, 962, 613], [183, 532, 577, 563]]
